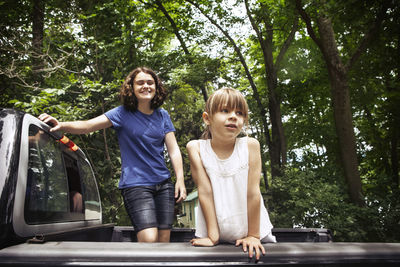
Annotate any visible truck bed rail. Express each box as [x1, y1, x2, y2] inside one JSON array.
[[1, 242, 399, 266]]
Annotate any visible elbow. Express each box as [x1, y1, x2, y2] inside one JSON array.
[[207, 228, 220, 245], [210, 235, 219, 246], [198, 187, 213, 200], [248, 190, 261, 204]]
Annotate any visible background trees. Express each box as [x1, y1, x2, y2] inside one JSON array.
[[1, 0, 399, 241]]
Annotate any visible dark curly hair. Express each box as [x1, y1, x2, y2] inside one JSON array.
[[119, 67, 167, 111]]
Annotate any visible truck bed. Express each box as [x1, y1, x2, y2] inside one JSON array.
[[1, 241, 400, 266]]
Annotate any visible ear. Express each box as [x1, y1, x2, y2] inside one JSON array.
[[202, 112, 211, 125]]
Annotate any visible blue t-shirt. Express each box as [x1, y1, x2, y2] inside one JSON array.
[[105, 106, 175, 188]]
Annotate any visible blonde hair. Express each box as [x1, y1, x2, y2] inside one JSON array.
[[201, 88, 249, 139]]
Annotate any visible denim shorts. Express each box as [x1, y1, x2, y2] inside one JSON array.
[[121, 178, 175, 232]]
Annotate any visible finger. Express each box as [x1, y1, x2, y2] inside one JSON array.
[[38, 113, 50, 120], [175, 191, 183, 203], [248, 247, 253, 259], [260, 244, 266, 255], [175, 187, 179, 199], [50, 124, 61, 132], [39, 114, 49, 122], [176, 188, 187, 203], [255, 246, 260, 260], [43, 117, 55, 125], [242, 242, 248, 253]]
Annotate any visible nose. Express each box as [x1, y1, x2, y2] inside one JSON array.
[[228, 111, 237, 120]]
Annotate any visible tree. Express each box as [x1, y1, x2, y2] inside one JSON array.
[[31, 0, 44, 85], [295, 0, 392, 206], [185, 0, 299, 185]]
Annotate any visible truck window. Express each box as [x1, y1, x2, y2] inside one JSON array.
[[78, 158, 101, 220], [24, 125, 92, 224], [63, 153, 84, 215], [25, 125, 70, 224]]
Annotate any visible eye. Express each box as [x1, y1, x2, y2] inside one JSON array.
[[221, 108, 229, 113], [236, 110, 243, 116]]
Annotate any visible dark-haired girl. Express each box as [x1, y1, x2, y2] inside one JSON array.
[[39, 67, 186, 242]]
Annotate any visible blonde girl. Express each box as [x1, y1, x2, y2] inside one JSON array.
[[186, 88, 275, 260]]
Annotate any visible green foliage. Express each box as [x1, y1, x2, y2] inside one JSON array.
[[1, 0, 399, 241], [270, 168, 400, 242]]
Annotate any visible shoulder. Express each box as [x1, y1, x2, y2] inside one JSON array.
[[106, 105, 126, 115], [157, 108, 170, 116], [186, 140, 205, 169], [104, 106, 126, 121], [156, 108, 173, 120], [186, 139, 200, 152], [247, 137, 260, 153]]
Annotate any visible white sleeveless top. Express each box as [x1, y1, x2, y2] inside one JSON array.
[[195, 137, 276, 243]]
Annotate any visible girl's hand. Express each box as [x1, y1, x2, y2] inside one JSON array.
[[190, 237, 218, 247], [174, 179, 186, 203], [235, 236, 266, 261], [38, 113, 61, 132]]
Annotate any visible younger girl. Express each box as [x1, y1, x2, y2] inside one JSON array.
[[39, 67, 186, 242], [186, 88, 275, 260]]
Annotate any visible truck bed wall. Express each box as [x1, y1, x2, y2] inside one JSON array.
[[27, 224, 332, 244]]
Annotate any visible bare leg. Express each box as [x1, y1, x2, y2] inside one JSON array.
[[136, 227, 158, 242], [158, 229, 171, 242]]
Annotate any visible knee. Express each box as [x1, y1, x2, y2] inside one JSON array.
[[137, 228, 158, 242]]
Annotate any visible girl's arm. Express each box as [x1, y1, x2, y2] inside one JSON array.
[[235, 137, 266, 260], [165, 132, 187, 203], [38, 113, 112, 134], [186, 140, 219, 246]]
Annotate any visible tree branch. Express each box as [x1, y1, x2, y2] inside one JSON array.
[[244, 0, 265, 52], [275, 15, 299, 70], [295, 0, 322, 49], [345, 0, 391, 71], [154, 0, 193, 64], [186, 0, 272, 148]]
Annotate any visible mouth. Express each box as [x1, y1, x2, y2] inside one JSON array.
[[139, 88, 153, 94], [225, 124, 237, 130]]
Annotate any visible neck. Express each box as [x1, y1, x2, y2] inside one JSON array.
[[137, 102, 153, 115], [210, 137, 236, 160]]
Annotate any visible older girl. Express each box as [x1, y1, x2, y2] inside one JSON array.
[[40, 67, 186, 242]]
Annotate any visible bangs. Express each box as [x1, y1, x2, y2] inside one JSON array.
[[207, 88, 249, 120]]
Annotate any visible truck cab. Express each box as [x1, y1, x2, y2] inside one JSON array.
[[0, 108, 102, 248]]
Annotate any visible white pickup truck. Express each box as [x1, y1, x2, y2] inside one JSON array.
[[1, 108, 399, 266]]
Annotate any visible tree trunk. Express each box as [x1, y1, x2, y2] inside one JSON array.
[[266, 71, 284, 178], [32, 0, 44, 85], [317, 16, 364, 206], [245, 0, 296, 181], [391, 131, 399, 187]]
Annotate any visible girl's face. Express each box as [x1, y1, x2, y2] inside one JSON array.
[[204, 105, 244, 140], [133, 72, 156, 103]]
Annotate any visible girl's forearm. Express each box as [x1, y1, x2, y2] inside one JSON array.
[[57, 115, 112, 135], [247, 193, 261, 239], [198, 192, 220, 244], [58, 121, 92, 134], [170, 151, 184, 182]]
